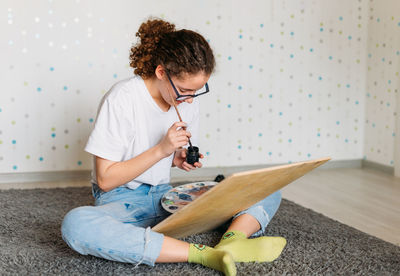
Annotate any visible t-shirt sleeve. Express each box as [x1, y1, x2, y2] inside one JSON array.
[[85, 95, 134, 162]]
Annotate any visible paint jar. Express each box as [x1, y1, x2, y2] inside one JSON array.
[[214, 174, 225, 182], [186, 146, 199, 165]]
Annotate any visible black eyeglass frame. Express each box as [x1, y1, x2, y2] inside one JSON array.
[[166, 72, 210, 101]]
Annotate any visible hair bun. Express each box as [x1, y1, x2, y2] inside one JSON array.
[[136, 19, 175, 44]]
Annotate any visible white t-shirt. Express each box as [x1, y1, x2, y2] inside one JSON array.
[[85, 75, 199, 189]]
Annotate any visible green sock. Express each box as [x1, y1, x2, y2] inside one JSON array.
[[188, 243, 236, 276], [214, 230, 287, 262]]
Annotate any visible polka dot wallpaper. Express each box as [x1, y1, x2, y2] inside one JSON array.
[[1, 0, 398, 173], [364, 0, 400, 167]]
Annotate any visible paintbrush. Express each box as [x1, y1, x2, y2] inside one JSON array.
[[168, 89, 194, 149]]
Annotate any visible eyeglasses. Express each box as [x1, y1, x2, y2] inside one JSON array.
[[166, 72, 210, 101]]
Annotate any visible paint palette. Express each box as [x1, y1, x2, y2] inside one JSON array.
[[161, 181, 218, 213]]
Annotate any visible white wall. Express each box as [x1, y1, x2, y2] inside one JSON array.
[[0, 0, 374, 173], [364, 0, 400, 167]]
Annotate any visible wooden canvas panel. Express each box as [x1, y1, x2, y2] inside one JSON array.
[[153, 157, 331, 238]]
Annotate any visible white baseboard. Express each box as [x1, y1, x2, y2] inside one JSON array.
[[1, 159, 394, 190], [0, 170, 91, 185], [361, 160, 394, 175], [0, 158, 367, 187], [170, 159, 363, 182]]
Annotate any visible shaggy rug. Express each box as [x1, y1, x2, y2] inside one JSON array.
[[0, 187, 399, 275]]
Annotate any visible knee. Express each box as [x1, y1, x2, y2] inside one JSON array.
[[61, 206, 96, 248], [270, 190, 282, 203], [62, 206, 91, 232], [260, 190, 282, 212]]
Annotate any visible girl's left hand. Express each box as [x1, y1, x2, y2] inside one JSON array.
[[173, 148, 204, 171]]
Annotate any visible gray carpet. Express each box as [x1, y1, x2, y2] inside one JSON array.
[[0, 187, 399, 275]]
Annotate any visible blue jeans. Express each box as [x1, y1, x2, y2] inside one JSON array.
[[61, 183, 282, 266]]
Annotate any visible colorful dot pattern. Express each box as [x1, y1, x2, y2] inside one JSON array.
[[363, 0, 400, 166], [1, 1, 399, 173]]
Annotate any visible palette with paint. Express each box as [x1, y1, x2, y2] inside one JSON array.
[[161, 181, 218, 213]]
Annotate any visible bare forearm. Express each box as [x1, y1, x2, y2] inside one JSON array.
[[98, 144, 166, 191]]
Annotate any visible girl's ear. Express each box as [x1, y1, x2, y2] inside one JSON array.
[[155, 65, 165, 80]]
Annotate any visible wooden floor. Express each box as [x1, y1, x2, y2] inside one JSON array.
[[1, 167, 399, 246], [282, 167, 400, 246]]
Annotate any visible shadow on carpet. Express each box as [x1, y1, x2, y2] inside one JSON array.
[[0, 187, 399, 275]]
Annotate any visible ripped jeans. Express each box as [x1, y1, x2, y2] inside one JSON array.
[[61, 183, 282, 266]]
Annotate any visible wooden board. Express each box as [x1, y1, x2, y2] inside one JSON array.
[[153, 157, 331, 238]]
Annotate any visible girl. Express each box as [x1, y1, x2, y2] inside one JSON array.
[[61, 18, 286, 276]]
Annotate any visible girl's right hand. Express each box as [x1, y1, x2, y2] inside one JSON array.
[[159, 122, 191, 157]]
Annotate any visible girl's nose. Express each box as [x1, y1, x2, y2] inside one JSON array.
[[184, 98, 194, 104]]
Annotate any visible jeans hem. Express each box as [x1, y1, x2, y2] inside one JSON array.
[[139, 227, 165, 266]]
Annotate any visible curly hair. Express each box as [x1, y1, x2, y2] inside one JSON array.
[[129, 18, 215, 79]]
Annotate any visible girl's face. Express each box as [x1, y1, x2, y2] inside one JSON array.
[[165, 72, 210, 105], [156, 66, 210, 106]]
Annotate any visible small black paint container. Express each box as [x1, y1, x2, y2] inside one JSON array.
[[186, 146, 199, 165]]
